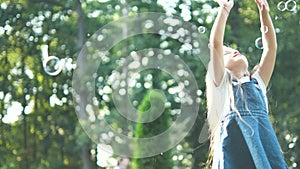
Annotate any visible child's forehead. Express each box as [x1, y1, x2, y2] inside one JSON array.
[[223, 46, 234, 51]]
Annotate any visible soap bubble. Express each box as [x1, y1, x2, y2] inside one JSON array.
[[286, 0, 297, 11], [197, 26, 206, 34], [260, 25, 268, 34], [255, 37, 263, 50], [277, 1, 286, 11], [43, 56, 64, 76]]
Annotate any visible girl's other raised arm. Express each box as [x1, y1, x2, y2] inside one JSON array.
[[255, 0, 277, 86]]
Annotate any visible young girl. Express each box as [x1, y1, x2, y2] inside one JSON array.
[[206, 0, 288, 168]]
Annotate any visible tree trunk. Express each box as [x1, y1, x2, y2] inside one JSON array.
[[76, 1, 94, 169], [21, 55, 29, 169]]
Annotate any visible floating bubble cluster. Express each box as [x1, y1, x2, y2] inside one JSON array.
[[277, 0, 297, 12], [43, 55, 64, 76], [255, 37, 263, 50]]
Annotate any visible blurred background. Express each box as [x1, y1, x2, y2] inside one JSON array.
[[0, 0, 299, 168]]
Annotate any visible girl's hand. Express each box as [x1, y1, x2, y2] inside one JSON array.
[[214, 0, 234, 13], [255, 0, 270, 12]]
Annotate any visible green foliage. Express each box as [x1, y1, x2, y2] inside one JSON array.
[[0, 0, 299, 168], [131, 90, 173, 169]]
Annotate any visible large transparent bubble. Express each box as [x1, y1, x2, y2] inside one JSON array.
[[72, 12, 210, 158]]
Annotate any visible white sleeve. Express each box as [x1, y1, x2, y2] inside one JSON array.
[[206, 68, 230, 127], [252, 72, 267, 96], [206, 62, 229, 89], [252, 72, 269, 111], [215, 69, 229, 89]]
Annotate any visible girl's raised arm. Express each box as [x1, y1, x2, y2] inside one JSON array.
[[255, 0, 277, 86], [209, 0, 234, 86]]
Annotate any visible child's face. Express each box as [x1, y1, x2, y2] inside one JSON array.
[[223, 46, 248, 72], [120, 158, 130, 167]]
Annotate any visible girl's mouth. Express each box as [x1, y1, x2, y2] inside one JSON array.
[[233, 52, 240, 57]]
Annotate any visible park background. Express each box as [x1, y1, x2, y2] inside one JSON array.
[[0, 0, 299, 168]]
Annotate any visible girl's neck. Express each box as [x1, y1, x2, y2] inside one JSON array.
[[229, 70, 249, 80]]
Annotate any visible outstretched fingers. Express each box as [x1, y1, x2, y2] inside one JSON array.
[[214, 0, 234, 9], [255, 0, 263, 9], [255, 0, 270, 12]]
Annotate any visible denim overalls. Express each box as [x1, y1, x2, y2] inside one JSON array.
[[213, 77, 288, 169]]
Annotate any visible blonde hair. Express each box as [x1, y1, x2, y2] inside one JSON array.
[[205, 67, 228, 168]]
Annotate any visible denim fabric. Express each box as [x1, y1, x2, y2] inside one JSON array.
[[214, 78, 288, 169]]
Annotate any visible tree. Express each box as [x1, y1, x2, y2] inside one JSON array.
[[131, 90, 173, 169], [0, 0, 299, 168]]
